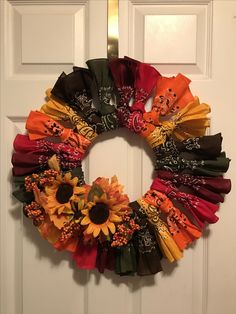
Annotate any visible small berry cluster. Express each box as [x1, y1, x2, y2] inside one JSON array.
[[25, 170, 59, 192], [23, 201, 45, 226], [59, 221, 81, 244], [111, 211, 140, 247]]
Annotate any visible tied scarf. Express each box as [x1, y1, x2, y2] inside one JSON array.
[[146, 97, 210, 148], [140, 73, 193, 138], [12, 134, 83, 176], [96, 242, 116, 273], [151, 178, 219, 229], [40, 89, 97, 141], [51, 67, 105, 134], [126, 60, 161, 132], [143, 190, 202, 250], [26, 111, 92, 150], [152, 73, 194, 119], [72, 240, 98, 270], [137, 199, 183, 262], [130, 201, 163, 276], [109, 58, 135, 127], [153, 133, 223, 159], [157, 170, 231, 204], [86, 58, 119, 131], [129, 60, 161, 113], [109, 58, 135, 108], [155, 152, 230, 177], [110, 57, 161, 132]]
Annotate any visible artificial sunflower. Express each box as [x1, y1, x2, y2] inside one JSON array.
[[80, 178, 130, 238], [92, 176, 130, 215], [43, 172, 85, 229]]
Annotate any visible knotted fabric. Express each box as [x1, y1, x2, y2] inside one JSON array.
[[153, 133, 223, 159], [130, 201, 163, 275], [109, 58, 135, 108], [40, 90, 97, 141], [152, 73, 194, 119], [86, 58, 119, 131], [146, 97, 210, 148], [12, 134, 84, 176], [111, 57, 161, 132], [96, 242, 116, 273], [72, 240, 98, 269], [155, 152, 230, 176], [137, 198, 183, 262], [143, 190, 202, 250], [130, 62, 161, 113], [26, 111, 92, 150], [156, 170, 231, 204], [109, 58, 134, 127], [151, 178, 219, 229], [51, 67, 105, 134]]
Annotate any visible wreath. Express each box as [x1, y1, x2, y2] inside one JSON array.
[[12, 57, 231, 276]]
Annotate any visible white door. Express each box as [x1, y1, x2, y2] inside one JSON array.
[[1, 1, 236, 314]]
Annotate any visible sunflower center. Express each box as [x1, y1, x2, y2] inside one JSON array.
[[89, 202, 110, 224], [56, 183, 74, 204]]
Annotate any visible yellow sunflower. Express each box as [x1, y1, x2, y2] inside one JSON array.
[[81, 192, 127, 238], [43, 172, 85, 229]]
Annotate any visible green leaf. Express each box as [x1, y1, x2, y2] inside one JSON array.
[[87, 184, 104, 202], [12, 189, 34, 203]]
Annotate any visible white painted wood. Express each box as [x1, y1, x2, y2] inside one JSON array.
[[124, 1, 212, 77], [144, 14, 197, 64], [1, 1, 236, 314], [22, 14, 75, 63], [9, 4, 86, 77]]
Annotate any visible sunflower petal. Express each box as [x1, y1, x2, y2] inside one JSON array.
[[74, 186, 86, 195], [112, 204, 127, 212], [48, 154, 60, 171], [62, 207, 74, 215], [86, 223, 95, 234], [107, 222, 116, 234], [93, 227, 101, 237], [44, 203, 61, 215], [56, 175, 62, 183], [81, 216, 91, 225], [57, 203, 72, 215], [50, 214, 69, 230], [70, 177, 78, 186], [45, 186, 57, 196], [101, 225, 109, 236], [81, 209, 88, 215], [110, 213, 122, 222], [64, 172, 72, 181]]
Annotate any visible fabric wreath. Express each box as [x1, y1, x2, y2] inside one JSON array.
[[12, 57, 231, 277]]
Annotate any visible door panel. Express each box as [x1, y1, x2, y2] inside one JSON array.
[[1, 1, 236, 314]]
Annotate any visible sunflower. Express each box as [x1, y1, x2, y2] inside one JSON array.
[[43, 172, 85, 229], [92, 176, 130, 215], [81, 193, 128, 238]]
